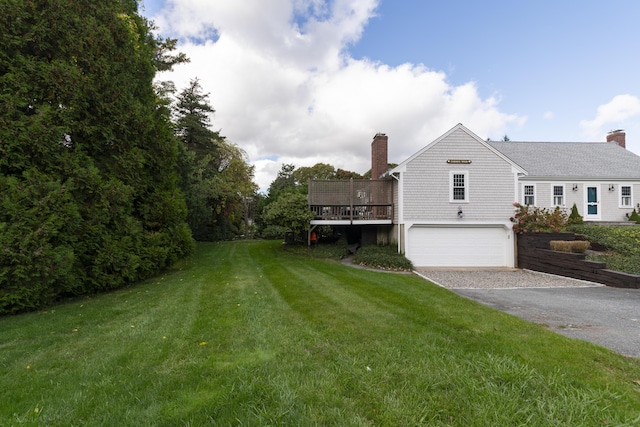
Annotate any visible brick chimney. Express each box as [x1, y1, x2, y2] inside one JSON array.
[[607, 129, 626, 149], [371, 133, 388, 180]]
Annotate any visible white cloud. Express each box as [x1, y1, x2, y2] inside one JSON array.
[[543, 111, 554, 120], [580, 94, 640, 139], [151, 0, 523, 192]]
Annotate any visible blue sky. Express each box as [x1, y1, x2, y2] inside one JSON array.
[[141, 0, 640, 191], [351, 1, 640, 141]]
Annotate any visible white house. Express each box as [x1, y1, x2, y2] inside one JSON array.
[[308, 124, 640, 268]]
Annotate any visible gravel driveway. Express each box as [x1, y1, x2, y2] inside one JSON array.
[[414, 268, 602, 290], [414, 269, 640, 358]]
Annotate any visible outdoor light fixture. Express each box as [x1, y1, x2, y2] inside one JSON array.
[[457, 206, 464, 218], [573, 184, 578, 191], [609, 184, 615, 192]]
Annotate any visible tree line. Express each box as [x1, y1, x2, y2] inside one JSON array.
[[0, 0, 254, 313], [0, 0, 365, 314]]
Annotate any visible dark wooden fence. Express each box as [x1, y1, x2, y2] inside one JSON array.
[[517, 233, 640, 289]]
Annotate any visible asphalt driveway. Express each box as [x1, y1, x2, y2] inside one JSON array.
[[416, 269, 640, 358]]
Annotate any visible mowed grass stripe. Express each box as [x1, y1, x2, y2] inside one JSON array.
[[1, 240, 639, 426], [248, 241, 640, 425]]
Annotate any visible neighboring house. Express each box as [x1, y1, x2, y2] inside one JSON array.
[[308, 123, 640, 268]]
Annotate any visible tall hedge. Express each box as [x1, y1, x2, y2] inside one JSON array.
[[0, 0, 194, 313]]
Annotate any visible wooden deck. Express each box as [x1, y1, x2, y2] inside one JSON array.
[[308, 179, 393, 224]]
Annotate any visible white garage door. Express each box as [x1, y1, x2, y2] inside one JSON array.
[[407, 226, 508, 267]]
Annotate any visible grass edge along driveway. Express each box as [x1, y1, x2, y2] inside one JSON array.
[[2, 240, 640, 426]]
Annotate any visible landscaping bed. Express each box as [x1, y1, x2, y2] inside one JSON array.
[[285, 239, 413, 271], [569, 225, 640, 275]]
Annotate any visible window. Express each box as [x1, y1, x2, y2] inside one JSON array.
[[453, 174, 465, 200], [523, 185, 535, 206], [553, 185, 564, 206], [621, 185, 632, 207], [450, 171, 468, 202]]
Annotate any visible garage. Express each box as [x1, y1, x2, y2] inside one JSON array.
[[407, 225, 512, 267]]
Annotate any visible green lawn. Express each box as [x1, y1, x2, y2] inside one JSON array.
[[2, 240, 640, 426]]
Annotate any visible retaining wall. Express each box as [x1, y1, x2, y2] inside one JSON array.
[[517, 232, 640, 289]]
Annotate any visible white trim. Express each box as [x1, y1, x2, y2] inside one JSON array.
[[404, 222, 515, 268], [310, 219, 392, 226], [584, 185, 601, 220], [513, 168, 523, 205], [449, 170, 469, 203], [619, 184, 633, 208], [551, 184, 565, 207], [523, 183, 536, 206], [398, 172, 404, 222]]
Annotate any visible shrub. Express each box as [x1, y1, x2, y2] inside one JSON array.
[[568, 203, 583, 225], [262, 192, 315, 241], [510, 203, 568, 234], [260, 225, 288, 240], [628, 209, 640, 224], [310, 238, 350, 260], [0, 174, 82, 313], [352, 245, 413, 271], [568, 225, 640, 274], [550, 240, 590, 253]]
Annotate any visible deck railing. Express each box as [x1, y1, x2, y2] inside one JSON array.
[[308, 179, 393, 221]]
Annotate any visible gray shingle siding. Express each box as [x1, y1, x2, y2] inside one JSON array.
[[519, 182, 640, 221], [392, 178, 399, 223], [401, 128, 517, 221], [490, 140, 640, 221], [388, 124, 640, 226]]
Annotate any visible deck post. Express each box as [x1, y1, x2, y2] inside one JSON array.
[[349, 178, 354, 223]]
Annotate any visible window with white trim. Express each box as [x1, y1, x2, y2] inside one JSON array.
[[450, 171, 468, 202], [523, 185, 535, 206], [621, 185, 632, 207], [553, 185, 564, 207]]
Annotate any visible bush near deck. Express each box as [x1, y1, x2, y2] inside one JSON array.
[[353, 244, 413, 271]]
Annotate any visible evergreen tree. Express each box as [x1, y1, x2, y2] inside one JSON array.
[[175, 78, 219, 157], [267, 164, 297, 199], [568, 203, 584, 225], [173, 80, 257, 240], [0, 0, 193, 313]]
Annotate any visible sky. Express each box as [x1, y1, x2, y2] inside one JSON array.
[[140, 0, 640, 192]]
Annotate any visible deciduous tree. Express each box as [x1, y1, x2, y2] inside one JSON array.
[[262, 192, 314, 241]]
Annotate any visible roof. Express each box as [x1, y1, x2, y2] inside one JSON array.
[[389, 123, 526, 175], [488, 141, 640, 180]]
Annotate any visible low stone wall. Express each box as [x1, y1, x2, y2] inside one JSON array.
[[517, 233, 640, 289]]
